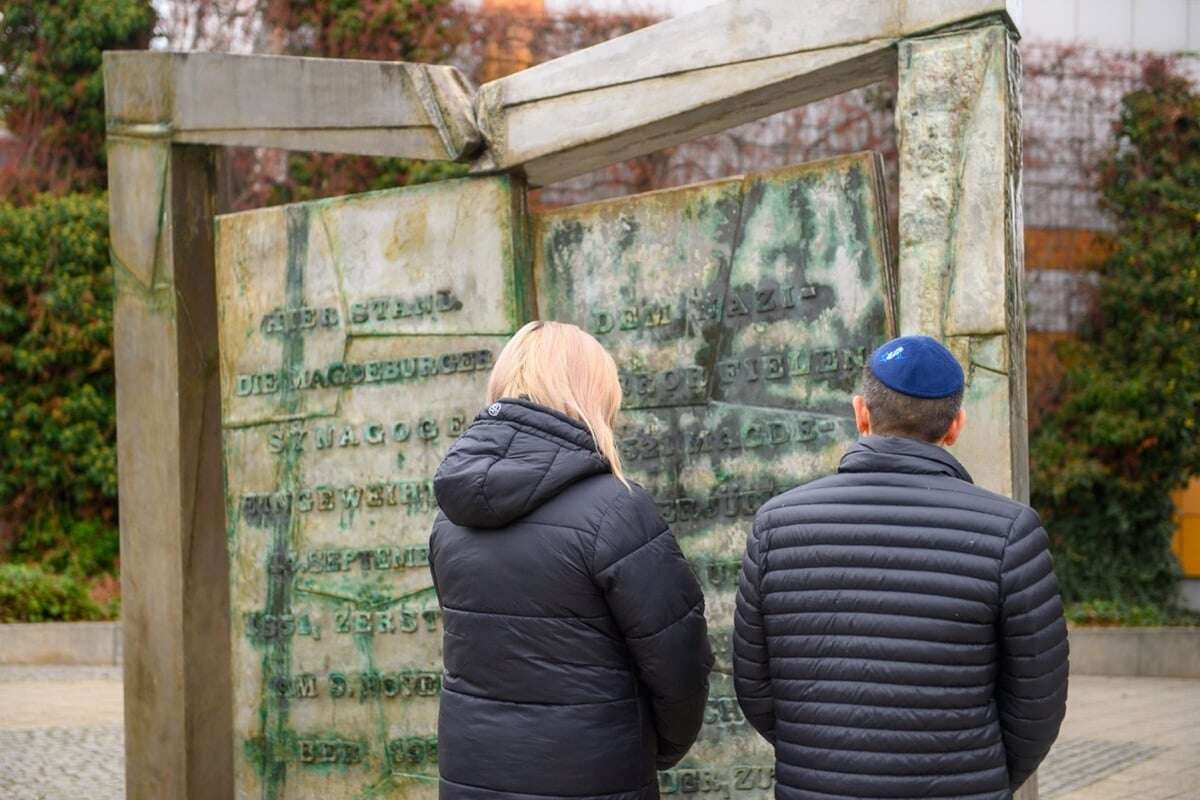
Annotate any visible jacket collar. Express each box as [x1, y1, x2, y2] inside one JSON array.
[[838, 435, 973, 483]]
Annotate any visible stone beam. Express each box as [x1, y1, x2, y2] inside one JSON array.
[[103, 51, 480, 160], [472, 0, 1022, 186]]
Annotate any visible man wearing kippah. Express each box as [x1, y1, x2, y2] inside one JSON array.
[[733, 335, 1068, 800]]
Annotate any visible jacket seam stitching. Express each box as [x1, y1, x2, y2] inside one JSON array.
[[764, 563, 1001, 584], [441, 604, 612, 621], [769, 499, 1019, 522], [478, 427, 518, 522], [625, 597, 703, 641], [588, 491, 639, 576], [440, 684, 636, 707], [597, 527, 670, 576], [763, 523, 1012, 544], [769, 732, 1001, 756], [997, 508, 1028, 609], [522, 445, 561, 513], [755, 514, 770, 599]]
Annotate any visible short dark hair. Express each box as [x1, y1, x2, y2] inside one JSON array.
[[859, 369, 964, 443]]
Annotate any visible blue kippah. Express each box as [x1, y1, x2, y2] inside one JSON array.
[[868, 336, 964, 399]]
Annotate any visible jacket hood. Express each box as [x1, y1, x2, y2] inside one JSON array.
[[433, 398, 611, 529], [838, 435, 973, 483]]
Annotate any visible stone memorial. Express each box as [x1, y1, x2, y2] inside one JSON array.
[[214, 153, 892, 798], [105, 2, 1028, 798], [215, 177, 531, 797], [537, 153, 894, 795]]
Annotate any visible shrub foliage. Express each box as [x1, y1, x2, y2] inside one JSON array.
[[1032, 63, 1200, 606], [0, 563, 103, 622], [0, 0, 156, 198], [0, 193, 117, 578]]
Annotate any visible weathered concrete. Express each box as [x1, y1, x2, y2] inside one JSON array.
[[209, 154, 894, 799], [1180, 578, 1200, 612], [104, 52, 480, 160], [0, 623, 121, 666], [473, 0, 1021, 185], [897, 23, 1027, 501], [107, 140, 233, 800], [1069, 628, 1200, 680]]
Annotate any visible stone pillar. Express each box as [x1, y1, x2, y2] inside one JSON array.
[[107, 136, 232, 800], [897, 21, 1027, 501], [897, 20, 1034, 800]]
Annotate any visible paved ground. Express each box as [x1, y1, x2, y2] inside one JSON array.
[[0, 667, 124, 800], [1042, 675, 1200, 800], [0, 667, 1196, 799]]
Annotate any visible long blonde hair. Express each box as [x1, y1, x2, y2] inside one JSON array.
[[487, 321, 627, 484]]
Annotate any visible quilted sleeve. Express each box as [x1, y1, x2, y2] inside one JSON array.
[[997, 507, 1070, 791], [592, 488, 714, 769], [734, 514, 775, 743]]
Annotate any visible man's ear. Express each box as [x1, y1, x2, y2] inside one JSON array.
[[852, 395, 872, 436], [941, 408, 968, 446]]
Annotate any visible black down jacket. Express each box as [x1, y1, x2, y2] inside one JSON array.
[[734, 436, 1069, 800], [430, 398, 713, 800]]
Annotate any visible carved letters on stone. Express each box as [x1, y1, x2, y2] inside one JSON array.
[[216, 176, 527, 799], [535, 152, 895, 795], [215, 155, 894, 799]]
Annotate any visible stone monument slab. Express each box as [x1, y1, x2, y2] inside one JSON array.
[[215, 176, 530, 799], [534, 153, 896, 797], [214, 155, 893, 799]]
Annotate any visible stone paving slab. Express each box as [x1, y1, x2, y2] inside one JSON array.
[[0, 666, 122, 683], [0, 669, 1196, 800], [1048, 676, 1200, 800], [1040, 737, 1165, 797], [0, 674, 123, 730], [0, 725, 124, 800]]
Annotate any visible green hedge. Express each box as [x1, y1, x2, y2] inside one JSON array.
[[0, 193, 118, 578], [0, 563, 103, 622], [1032, 64, 1200, 607], [1065, 600, 1200, 628]]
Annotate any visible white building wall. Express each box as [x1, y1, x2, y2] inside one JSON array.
[[1026, 0, 1200, 50], [519, 0, 1200, 51]]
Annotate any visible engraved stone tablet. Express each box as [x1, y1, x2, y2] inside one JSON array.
[[216, 176, 531, 799], [216, 155, 892, 800], [535, 153, 895, 799]]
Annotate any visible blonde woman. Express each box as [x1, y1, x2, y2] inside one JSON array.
[[429, 320, 713, 800]]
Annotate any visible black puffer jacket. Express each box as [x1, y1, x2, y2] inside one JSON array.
[[430, 398, 713, 800], [734, 436, 1068, 800]]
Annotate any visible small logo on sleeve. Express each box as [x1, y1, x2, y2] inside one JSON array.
[[487, 403, 503, 417]]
